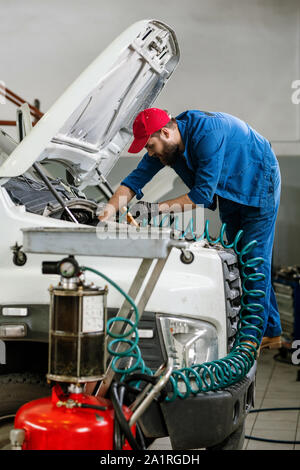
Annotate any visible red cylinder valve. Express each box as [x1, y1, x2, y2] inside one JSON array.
[[14, 384, 135, 450]]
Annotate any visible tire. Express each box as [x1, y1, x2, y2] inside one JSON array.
[[206, 421, 245, 451], [0, 372, 51, 450], [0, 372, 51, 417]]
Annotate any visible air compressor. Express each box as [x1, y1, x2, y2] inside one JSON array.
[[10, 256, 137, 450]]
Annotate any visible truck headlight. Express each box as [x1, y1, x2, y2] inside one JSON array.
[[157, 315, 218, 369]]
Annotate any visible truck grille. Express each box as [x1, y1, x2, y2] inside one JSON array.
[[107, 308, 164, 371], [216, 247, 242, 351]]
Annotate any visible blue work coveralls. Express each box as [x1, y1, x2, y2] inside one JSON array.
[[121, 110, 282, 339]]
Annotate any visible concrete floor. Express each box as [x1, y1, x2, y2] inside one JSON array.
[[149, 349, 300, 451]]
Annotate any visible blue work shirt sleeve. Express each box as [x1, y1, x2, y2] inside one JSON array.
[[187, 130, 226, 208], [121, 152, 164, 200]]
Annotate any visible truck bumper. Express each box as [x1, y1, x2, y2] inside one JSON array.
[[138, 362, 256, 450]]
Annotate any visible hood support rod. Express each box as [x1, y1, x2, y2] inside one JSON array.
[[32, 163, 79, 224], [17, 106, 79, 224]]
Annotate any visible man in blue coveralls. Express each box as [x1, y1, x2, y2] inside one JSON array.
[[99, 108, 282, 352]]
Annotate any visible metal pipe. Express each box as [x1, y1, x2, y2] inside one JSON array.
[[0, 120, 17, 126], [128, 358, 174, 426], [129, 362, 166, 412], [0, 84, 43, 119], [0, 90, 24, 109], [33, 163, 79, 224]]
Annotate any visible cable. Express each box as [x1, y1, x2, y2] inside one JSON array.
[[113, 384, 125, 450], [135, 422, 147, 449], [78, 404, 107, 411], [245, 436, 300, 444], [245, 407, 300, 444], [0, 414, 15, 423], [110, 382, 142, 450], [249, 407, 300, 413]]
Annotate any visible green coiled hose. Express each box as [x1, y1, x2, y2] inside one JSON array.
[[80, 265, 153, 377], [81, 219, 265, 401]]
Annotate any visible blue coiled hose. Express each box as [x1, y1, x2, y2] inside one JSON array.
[[81, 219, 265, 401]]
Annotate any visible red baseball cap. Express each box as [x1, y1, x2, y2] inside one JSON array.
[[128, 108, 171, 154]]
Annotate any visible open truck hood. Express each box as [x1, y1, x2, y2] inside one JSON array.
[[0, 19, 179, 189]]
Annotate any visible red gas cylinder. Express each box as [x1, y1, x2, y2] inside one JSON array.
[[14, 384, 135, 450]]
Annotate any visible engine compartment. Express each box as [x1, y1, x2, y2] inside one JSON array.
[[3, 174, 100, 226]]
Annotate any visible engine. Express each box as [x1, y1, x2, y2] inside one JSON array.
[[3, 175, 101, 226]]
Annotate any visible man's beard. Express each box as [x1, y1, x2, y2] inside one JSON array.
[[156, 143, 182, 167]]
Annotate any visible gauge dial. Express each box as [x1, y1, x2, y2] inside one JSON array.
[[59, 259, 78, 278]]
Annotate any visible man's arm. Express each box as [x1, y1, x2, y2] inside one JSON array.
[[98, 152, 164, 221], [158, 193, 196, 213]]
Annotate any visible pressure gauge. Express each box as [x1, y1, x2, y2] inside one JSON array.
[[42, 256, 80, 280], [58, 257, 80, 278]]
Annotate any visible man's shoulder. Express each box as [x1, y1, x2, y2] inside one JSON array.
[[175, 110, 203, 138], [175, 109, 202, 122], [176, 110, 228, 139], [175, 109, 230, 126]]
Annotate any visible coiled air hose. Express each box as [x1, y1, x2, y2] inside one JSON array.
[[81, 266, 152, 377], [81, 218, 265, 402]]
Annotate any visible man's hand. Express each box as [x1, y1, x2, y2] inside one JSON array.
[[98, 185, 135, 222], [130, 201, 160, 224], [97, 202, 116, 222]]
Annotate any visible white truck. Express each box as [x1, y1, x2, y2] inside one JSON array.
[[0, 19, 255, 450]]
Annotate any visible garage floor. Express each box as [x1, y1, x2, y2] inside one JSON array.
[[149, 349, 300, 450]]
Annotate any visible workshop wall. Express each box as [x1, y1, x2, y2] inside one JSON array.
[[0, 0, 299, 266]]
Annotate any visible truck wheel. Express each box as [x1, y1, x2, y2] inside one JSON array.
[[0, 372, 51, 450], [206, 421, 245, 450]]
